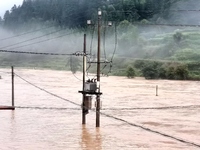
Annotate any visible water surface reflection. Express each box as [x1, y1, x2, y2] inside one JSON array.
[[81, 125, 102, 150]]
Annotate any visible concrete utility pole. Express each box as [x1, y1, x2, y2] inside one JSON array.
[[82, 34, 87, 124], [96, 9, 102, 127]]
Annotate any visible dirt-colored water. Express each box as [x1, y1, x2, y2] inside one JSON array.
[[0, 68, 200, 150]]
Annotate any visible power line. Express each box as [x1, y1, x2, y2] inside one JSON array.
[[108, 23, 118, 74], [0, 49, 75, 56], [15, 106, 80, 110], [102, 105, 200, 110], [101, 112, 200, 148], [0, 25, 55, 41], [2, 12, 199, 60], [133, 23, 200, 28], [7, 31, 80, 50], [15, 105, 200, 111], [111, 23, 118, 62], [0, 29, 64, 49], [170, 9, 200, 12], [128, 10, 200, 12], [15, 73, 80, 106], [86, 26, 96, 77], [0, 13, 88, 49]]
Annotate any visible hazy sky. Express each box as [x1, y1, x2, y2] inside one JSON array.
[[0, 0, 23, 18]]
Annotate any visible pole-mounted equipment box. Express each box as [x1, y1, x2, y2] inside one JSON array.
[[84, 82, 97, 92], [85, 96, 92, 110]]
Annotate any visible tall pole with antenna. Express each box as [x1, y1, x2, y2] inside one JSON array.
[[96, 9, 102, 127]]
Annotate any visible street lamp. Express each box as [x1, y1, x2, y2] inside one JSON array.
[[108, 21, 112, 26], [98, 9, 102, 16], [87, 20, 92, 25]]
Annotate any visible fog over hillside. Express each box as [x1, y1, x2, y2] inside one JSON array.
[[0, 0, 199, 68]]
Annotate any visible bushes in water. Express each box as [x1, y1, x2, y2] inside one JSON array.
[[111, 58, 198, 80], [126, 66, 136, 78], [134, 60, 189, 80]]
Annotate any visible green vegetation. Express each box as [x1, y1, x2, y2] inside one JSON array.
[[126, 66, 136, 78], [112, 59, 194, 80], [0, 0, 200, 80], [2, 0, 179, 30]]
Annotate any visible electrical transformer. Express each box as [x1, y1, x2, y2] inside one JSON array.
[[84, 82, 97, 92]]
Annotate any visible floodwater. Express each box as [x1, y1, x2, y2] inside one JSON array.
[[0, 68, 200, 150]]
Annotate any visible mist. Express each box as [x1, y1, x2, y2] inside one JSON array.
[[115, 0, 200, 61], [0, 25, 83, 68], [0, 22, 118, 71], [0, 0, 200, 70]]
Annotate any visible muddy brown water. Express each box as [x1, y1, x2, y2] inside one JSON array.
[[0, 68, 200, 150]]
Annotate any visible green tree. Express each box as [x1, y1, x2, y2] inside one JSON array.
[[2, 0, 182, 30], [175, 64, 189, 80], [166, 66, 176, 79], [3, 10, 10, 26], [0, 16, 3, 26], [126, 66, 136, 78], [141, 61, 161, 79]]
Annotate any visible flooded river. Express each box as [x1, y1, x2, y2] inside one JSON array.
[[0, 68, 200, 150]]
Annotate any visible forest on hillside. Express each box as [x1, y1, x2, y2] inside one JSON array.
[[1, 0, 180, 29], [0, 0, 200, 80]]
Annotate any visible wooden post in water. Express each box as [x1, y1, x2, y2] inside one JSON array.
[[82, 34, 86, 124], [11, 66, 15, 108], [156, 85, 158, 96]]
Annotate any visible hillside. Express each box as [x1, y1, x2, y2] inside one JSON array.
[[0, 0, 200, 80]]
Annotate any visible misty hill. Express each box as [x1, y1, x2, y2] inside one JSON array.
[[2, 0, 179, 30], [0, 0, 200, 80]]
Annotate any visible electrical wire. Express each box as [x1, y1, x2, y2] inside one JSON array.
[[0, 10, 91, 42], [15, 105, 200, 111], [86, 25, 96, 78], [99, 22, 109, 76], [133, 23, 200, 28], [101, 105, 200, 110], [0, 29, 64, 49], [0, 25, 55, 41], [6, 30, 80, 50], [0, 13, 89, 50], [0, 49, 74, 56], [108, 22, 118, 74], [101, 112, 200, 148], [15, 106, 80, 110], [15, 73, 80, 106], [170, 9, 200, 12], [86, 24, 96, 79]]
